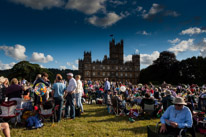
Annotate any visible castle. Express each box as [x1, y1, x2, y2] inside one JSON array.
[[78, 39, 140, 84]]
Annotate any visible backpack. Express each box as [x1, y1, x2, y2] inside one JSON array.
[[26, 114, 43, 129]]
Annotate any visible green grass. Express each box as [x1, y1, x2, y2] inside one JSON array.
[[0, 104, 204, 137]]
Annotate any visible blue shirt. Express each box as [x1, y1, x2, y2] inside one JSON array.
[[52, 82, 66, 97], [104, 81, 110, 90], [160, 105, 193, 128]]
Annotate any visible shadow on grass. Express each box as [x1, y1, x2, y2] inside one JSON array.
[[119, 125, 156, 135]]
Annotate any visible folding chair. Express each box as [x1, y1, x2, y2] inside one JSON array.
[[0, 101, 19, 127]]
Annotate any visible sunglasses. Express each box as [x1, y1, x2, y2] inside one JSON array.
[[175, 104, 183, 107]]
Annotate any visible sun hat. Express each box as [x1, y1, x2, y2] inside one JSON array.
[[173, 97, 187, 105], [67, 73, 73, 77], [165, 90, 171, 95]]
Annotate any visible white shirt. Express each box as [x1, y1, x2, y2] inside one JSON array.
[[67, 78, 77, 93], [75, 80, 83, 94]]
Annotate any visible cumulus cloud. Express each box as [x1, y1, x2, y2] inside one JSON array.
[[168, 38, 206, 57], [168, 39, 195, 55], [135, 49, 139, 54], [136, 30, 151, 35], [59, 66, 66, 70], [168, 38, 181, 45], [142, 3, 179, 20], [0, 61, 16, 70], [87, 12, 126, 27], [30, 52, 53, 63], [164, 10, 179, 17], [137, 6, 143, 12], [142, 3, 164, 19], [124, 51, 160, 66], [180, 27, 206, 36], [140, 51, 160, 65], [109, 0, 127, 6], [75, 60, 79, 65], [0, 44, 27, 60], [66, 0, 106, 15], [10, 0, 65, 10], [67, 61, 78, 70]]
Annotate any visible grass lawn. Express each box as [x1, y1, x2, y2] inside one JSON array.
[[1, 104, 204, 137]]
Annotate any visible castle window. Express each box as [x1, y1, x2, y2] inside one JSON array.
[[107, 66, 110, 70], [86, 71, 89, 76], [120, 73, 123, 77], [93, 72, 95, 76], [93, 66, 95, 69], [125, 73, 127, 77], [107, 72, 110, 76], [116, 73, 118, 76], [116, 66, 118, 70], [120, 66, 122, 70], [130, 73, 132, 77], [103, 66, 105, 69], [103, 72, 105, 76]]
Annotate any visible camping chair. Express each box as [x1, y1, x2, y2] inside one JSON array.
[[153, 122, 196, 137], [0, 101, 19, 127], [39, 100, 57, 122], [199, 98, 206, 113], [111, 96, 124, 116]]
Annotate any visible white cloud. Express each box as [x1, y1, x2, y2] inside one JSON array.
[[142, 3, 164, 19], [140, 51, 160, 66], [10, 0, 65, 10], [87, 12, 126, 27], [136, 30, 151, 35], [168, 38, 181, 45], [164, 10, 179, 17], [137, 6, 143, 12], [124, 51, 160, 66], [180, 27, 206, 36], [67, 61, 78, 70], [109, 0, 127, 5], [124, 55, 133, 62], [30, 52, 53, 63], [0, 44, 27, 60], [142, 3, 179, 19], [168, 39, 195, 55], [72, 65, 78, 70], [66, 0, 106, 15], [59, 66, 66, 70], [40, 65, 45, 68], [135, 49, 139, 54], [196, 38, 206, 57], [0, 61, 16, 70], [75, 60, 79, 65], [67, 62, 72, 66]]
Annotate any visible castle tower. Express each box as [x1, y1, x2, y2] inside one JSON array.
[[84, 51, 91, 63], [109, 39, 123, 64]]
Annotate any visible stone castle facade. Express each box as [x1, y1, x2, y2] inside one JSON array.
[[78, 39, 140, 84]]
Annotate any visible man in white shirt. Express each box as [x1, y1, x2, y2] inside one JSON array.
[[65, 73, 77, 119]]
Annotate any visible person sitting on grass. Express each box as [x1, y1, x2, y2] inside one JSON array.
[[0, 122, 10, 137], [160, 97, 195, 137]]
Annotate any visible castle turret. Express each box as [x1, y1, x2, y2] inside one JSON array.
[[84, 51, 91, 63]]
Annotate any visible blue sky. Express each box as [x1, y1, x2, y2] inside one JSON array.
[[0, 0, 206, 70]]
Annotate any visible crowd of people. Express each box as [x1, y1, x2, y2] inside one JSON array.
[[0, 73, 206, 137]]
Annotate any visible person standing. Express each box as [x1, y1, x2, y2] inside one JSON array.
[[104, 78, 110, 105], [33, 72, 50, 106], [52, 74, 66, 122], [75, 75, 84, 113], [65, 73, 77, 119]]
